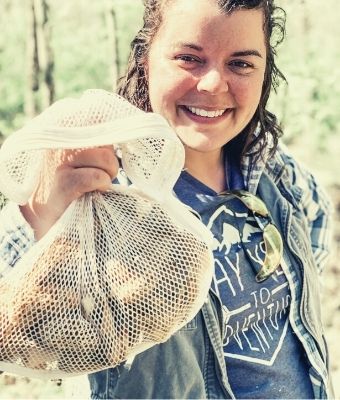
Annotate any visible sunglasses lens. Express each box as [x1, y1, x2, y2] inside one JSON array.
[[234, 191, 268, 217], [256, 223, 283, 282], [219, 190, 284, 283]]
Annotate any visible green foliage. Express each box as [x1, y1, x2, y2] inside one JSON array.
[[0, 374, 64, 399], [269, 0, 340, 184], [0, 1, 26, 135], [50, 0, 143, 98], [0, 0, 143, 136]]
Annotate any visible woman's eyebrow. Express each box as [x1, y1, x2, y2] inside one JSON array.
[[231, 50, 263, 58], [173, 43, 263, 58], [174, 42, 203, 51]]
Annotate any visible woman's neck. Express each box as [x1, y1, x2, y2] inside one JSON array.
[[184, 147, 227, 193]]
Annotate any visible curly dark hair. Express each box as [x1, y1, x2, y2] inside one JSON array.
[[117, 0, 287, 162]]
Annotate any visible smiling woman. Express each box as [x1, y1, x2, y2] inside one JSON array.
[[0, 0, 335, 399], [118, 0, 286, 193], [147, 6, 266, 189]]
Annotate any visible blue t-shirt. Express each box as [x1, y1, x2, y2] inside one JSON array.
[[174, 166, 314, 399]]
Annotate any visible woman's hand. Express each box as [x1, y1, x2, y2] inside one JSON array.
[[20, 146, 119, 240]]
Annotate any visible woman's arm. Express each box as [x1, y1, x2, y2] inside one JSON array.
[[0, 146, 119, 274]]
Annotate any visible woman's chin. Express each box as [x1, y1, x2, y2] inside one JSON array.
[[175, 130, 234, 154]]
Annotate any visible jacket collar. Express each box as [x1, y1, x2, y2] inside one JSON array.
[[240, 131, 286, 194]]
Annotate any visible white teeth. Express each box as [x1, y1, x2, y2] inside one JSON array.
[[186, 106, 226, 118]]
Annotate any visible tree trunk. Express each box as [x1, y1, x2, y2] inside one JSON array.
[[35, 0, 55, 108], [105, 0, 119, 91], [300, 0, 311, 34], [25, 0, 40, 118]]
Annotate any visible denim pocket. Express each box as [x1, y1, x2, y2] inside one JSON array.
[[178, 315, 198, 331]]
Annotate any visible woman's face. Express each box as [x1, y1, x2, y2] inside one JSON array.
[[147, 0, 266, 159]]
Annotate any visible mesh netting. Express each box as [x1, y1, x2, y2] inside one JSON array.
[[0, 90, 213, 379]]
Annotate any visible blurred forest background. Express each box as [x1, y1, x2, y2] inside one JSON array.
[[0, 0, 339, 398]]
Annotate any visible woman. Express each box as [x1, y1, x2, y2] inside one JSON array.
[[0, 0, 334, 398]]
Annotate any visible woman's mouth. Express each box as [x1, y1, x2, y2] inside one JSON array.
[[186, 106, 226, 118], [180, 105, 232, 123]]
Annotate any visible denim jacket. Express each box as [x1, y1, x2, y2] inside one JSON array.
[[0, 144, 334, 399]]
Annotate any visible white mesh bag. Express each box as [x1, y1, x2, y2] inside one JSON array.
[[0, 90, 214, 379]]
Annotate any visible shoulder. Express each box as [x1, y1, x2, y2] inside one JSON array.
[[278, 145, 333, 213], [272, 143, 333, 219], [266, 143, 334, 272]]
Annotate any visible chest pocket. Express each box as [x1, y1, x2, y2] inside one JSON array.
[[179, 315, 198, 331]]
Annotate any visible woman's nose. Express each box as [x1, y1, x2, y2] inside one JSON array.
[[196, 68, 228, 95]]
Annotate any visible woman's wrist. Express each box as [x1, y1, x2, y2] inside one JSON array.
[[20, 199, 64, 240]]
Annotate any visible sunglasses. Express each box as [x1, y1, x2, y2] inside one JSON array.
[[219, 190, 283, 282]]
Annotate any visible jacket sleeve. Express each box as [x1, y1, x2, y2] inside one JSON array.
[[278, 144, 334, 274], [0, 201, 36, 278]]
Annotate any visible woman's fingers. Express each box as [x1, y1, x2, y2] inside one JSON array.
[[21, 145, 120, 240], [55, 167, 114, 200], [59, 146, 119, 180]]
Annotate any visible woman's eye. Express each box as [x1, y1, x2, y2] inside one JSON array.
[[229, 60, 254, 74], [175, 55, 201, 64]]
